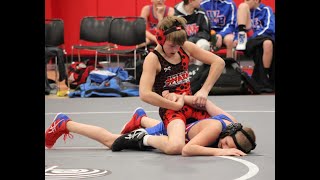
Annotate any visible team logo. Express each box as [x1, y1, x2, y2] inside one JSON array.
[[164, 71, 189, 87], [164, 66, 171, 72], [45, 166, 111, 179], [206, 10, 226, 27]]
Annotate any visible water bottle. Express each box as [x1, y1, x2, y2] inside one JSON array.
[[210, 30, 220, 51], [210, 30, 217, 47]]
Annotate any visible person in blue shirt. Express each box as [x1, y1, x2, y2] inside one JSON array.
[[234, 0, 275, 92], [200, 0, 237, 58]]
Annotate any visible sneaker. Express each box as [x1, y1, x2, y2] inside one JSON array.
[[112, 128, 148, 152], [236, 31, 247, 50], [45, 113, 73, 149], [120, 107, 146, 134]]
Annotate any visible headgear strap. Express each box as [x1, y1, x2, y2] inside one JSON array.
[[220, 123, 256, 153], [156, 19, 184, 46]]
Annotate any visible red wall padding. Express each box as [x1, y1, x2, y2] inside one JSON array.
[[45, 0, 52, 19], [98, 0, 137, 17], [45, 0, 275, 55]]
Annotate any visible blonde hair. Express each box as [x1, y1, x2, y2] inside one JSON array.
[[157, 16, 187, 46]]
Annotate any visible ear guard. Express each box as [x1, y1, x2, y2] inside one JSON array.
[[156, 20, 184, 46], [220, 123, 256, 153]]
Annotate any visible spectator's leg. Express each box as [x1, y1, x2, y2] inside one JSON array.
[[236, 3, 251, 50], [237, 3, 251, 29], [55, 48, 67, 82], [262, 40, 274, 89], [223, 34, 235, 58], [262, 40, 273, 69]]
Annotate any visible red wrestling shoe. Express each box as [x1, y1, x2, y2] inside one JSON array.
[[120, 107, 146, 134], [45, 113, 73, 149]]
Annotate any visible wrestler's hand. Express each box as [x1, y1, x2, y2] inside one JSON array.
[[218, 148, 247, 156], [233, 40, 238, 48], [162, 90, 178, 102], [193, 89, 208, 108], [215, 34, 223, 48], [174, 92, 185, 111]]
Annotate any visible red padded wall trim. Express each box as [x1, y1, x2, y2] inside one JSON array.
[[50, 0, 98, 54], [98, 0, 136, 16], [45, 0, 52, 19]]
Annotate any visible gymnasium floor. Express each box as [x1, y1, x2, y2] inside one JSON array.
[[45, 95, 275, 180]]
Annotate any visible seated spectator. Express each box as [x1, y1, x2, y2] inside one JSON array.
[[234, 0, 275, 92], [175, 0, 211, 66], [45, 46, 67, 95], [139, 0, 175, 48], [200, 0, 237, 58]]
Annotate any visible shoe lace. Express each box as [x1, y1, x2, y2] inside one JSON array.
[[48, 120, 61, 134], [63, 133, 74, 143], [125, 130, 144, 140]]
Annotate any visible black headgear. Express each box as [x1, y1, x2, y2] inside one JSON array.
[[220, 123, 256, 153]]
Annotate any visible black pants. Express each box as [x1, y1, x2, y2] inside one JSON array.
[[245, 35, 275, 90], [45, 47, 68, 94], [45, 46, 67, 82]]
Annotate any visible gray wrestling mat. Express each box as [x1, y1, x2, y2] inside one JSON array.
[[45, 95, 275, 180]]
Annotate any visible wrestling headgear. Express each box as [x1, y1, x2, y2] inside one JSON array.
[[220, 123, 256, 153], [156, 19, 185, 46]]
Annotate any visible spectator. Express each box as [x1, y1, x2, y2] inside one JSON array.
[[234, 0, 275, 92], [45, 46, 68, 95], [174, 0, 211, 66], [139, 0, 175, 48], [200, 0, 237, 58]]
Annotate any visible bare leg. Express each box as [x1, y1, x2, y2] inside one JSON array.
[[262, 40, 273, 68], [146, 119, 185, 155], [224, 34, 235, 58], [66, 121, 120, 148], [237, 3, 251, 29], [141, 116, 161, 128]]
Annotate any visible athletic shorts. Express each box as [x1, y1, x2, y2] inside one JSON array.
[[159, 105, 211, 128]]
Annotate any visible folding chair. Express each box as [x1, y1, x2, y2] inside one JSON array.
[[71, 16, 114, 69], [45, 18, 68, 94], [97, 16, 146, 79]]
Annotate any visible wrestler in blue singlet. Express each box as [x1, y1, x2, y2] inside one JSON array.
[[145, 114, 234, 145]]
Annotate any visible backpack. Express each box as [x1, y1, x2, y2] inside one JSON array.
[[189, 63, 210, 94], [210, 58, 248, 95], [189, 58, 261, 95], [67, 59, 102, 89]]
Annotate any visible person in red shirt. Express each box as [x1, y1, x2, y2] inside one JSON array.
[[139, 0, 174, 48]]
